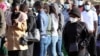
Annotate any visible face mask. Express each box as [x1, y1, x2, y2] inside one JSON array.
[[69, 17, 78, 23], [78, 1, 83, 6], [35, 12, 38, 16], [59, 5, 63, 11], [64, 4, 70, 9], [84, 5, 91, 11]]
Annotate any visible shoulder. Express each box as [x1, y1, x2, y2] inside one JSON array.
[[20, 12, 27, 16], [20, 12, 28, 20], [91, 10, 97, 14], [89, 10, 96, 14], [81, 11, 85, 14], [50, 13, 56, 17], [78, 22, 87, 28], [50, 13, 55, 15], [78, 21, 86, 25]]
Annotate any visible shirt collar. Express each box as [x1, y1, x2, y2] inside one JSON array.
[[40, 9, 45, 14]]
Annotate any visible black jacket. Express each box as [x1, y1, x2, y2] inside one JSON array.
[[27, 10, 36, 32], [63, 21, 90, 52]]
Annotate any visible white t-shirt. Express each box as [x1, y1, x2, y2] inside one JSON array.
[[81, 10, 98, 32]]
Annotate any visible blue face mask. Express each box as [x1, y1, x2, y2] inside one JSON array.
[[84, 5, 91, 11], [78, 1, 83, 6], [64, 4, 70, 9]]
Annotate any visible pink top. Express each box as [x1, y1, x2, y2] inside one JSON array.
[[0, 2, 7, 12]]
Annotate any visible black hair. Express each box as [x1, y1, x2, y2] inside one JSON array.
[[11, 2, 20, 12], [34, 1, 43, 8], [20, 3, 29, 12], [44, 3, 50, 13], [12, 2, 20, 7]]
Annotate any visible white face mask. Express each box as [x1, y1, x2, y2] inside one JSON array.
[[64, 4, 70, 9], [84, 5, 91, 11], [69, 17, 78, 23], [59, 5, 62, 11], [78, 1, 83, 6]]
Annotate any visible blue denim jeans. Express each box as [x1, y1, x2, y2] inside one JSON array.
[[48, 36, 58, 56], [40, 35, 51, 56], [56, 37, 63, 56]]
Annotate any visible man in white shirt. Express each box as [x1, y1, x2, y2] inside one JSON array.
[[81, 1, 98, 56]]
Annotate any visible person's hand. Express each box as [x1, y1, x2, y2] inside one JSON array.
[[14, 19, 18, 23], [12, 19, 18, 26]]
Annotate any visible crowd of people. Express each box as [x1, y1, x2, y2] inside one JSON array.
[[0, 0, 100, 56]]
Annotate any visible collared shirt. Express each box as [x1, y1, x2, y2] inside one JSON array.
[[81, 10, 98, 32], [62, 9, 70, 25], [38, 9, 49, 35]]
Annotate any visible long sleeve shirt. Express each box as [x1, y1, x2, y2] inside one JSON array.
[[50, 13, 58, 37], [37, 9, 49, 35]]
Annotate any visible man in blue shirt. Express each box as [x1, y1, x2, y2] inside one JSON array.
[[34, 1, 50, 56]]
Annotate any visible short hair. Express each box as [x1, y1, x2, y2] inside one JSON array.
[[84, 0, 91, 5], [34, 1, 43, 8], [12, 2, 20, 7], [44, 3, 50, 13], [11, 2, 20, 12], [20, 3, 29, 12]]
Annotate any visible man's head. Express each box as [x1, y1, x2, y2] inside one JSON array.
[[78, 0, 84, 7], [84, 1, 91, 11], [43, 3, 50, 14], [11, 2, 20, 12], [20, 3, 29, 13], [64, 2, 72, 11], [34, 1, 44, 12]]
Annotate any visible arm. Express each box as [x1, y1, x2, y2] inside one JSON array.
[[27, 15, 34, 32], [15, 13, 27, 31], [62, 23, 69, 52], [93, 11, 98, 34], [0, 9, 6, 36], [80, 23, 90, 47], [61, 13, 64, 30], [51, 14, 55, 31], [40, 15, 44, 33]]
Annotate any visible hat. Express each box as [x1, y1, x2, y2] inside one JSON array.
[[69, 7, 81, 18]]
